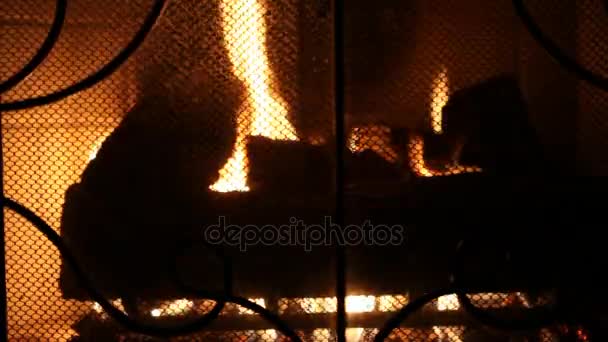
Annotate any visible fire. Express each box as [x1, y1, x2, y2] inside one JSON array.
[[91, 299, 125, 320], [346, 295, 376, 313], [348, 125, 399, 163], [408, 135, 435, 177], [285, 295, 378, 341], [238, 298, 266, 315], [209, 143, 250, 192], [345, 296, 375, 342], [430, 67, 449, 134], [377, 294, 408, 312], [437, 294, 460, 311], [211, 0, 297, 192], [435, 294, 463, 342], [238, 299, 278, 341], [409, 67, 481, 177], [149, 299, 194, 317], [88, 133, 111, 162], [288, 295, 378, 314]]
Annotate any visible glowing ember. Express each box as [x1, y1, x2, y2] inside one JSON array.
[[345, 296, 375, 342], [147, 299, 194, 317], [238, 298, 266, 315], [577, 328, 590, 341], [348, 125, 399, 163], [408, 135, 435, 177], [255, 329, 278, 341], [92, 302, 103, 314], [345, 295, 376, 313], [94, 299, 196, 319], [377, 295, 408, 312], [287, 295, 414, 315], [281, 295, 380, 341], [437, 294, 460, 311], [91, 299, 124, 320], [298, 297, 336, 314], [290, 295, 379, 314], [435, 294, 463, 342], [408, 135, 481, 176], [88, 134, 110, 161], [165, 299, 193, 316], [313, 329, 333, 340], [211, 0, 297, 192]]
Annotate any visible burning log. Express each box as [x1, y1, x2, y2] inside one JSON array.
[[247, 135, 405, 196], [246, 136, 333, 195], [59, 61, 245, 300], [441, 75, 543, 175]]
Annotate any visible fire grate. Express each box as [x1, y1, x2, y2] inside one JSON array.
[[2, 0, 608, 341]]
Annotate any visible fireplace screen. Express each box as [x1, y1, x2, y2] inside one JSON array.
[[1, 0, 608, 341]]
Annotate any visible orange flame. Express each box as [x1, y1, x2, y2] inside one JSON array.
[[430, 66, 449, 134], [408, 135, 436, 177], [409, 67, 481, 176], [211, 0, 297, 192]]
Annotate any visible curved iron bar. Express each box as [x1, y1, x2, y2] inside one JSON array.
[[0, 0, 66, 95], [450, 239, 590, 332], [373, 288, 458, 341], [0, 0, 166, 112], [513, 0, 608, 92], [374, 237, 586, 341], [1, 196, 302, 341], [376, 1, 606, 338], [2, 0, 597, 339], [455, 292, 566, 331], [170, 240, 303, 341], [2, 196, 224, 337], [170, 238, 234, 296]]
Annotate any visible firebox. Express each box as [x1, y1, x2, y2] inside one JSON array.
[[2, 0, 608, 341]]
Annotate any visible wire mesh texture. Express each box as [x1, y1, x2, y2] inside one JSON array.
[[1, 0, 608, 341]]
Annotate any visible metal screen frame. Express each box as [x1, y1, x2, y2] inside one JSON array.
[[0, 0, 605, 341]]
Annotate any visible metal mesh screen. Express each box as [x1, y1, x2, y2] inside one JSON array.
[[1, 0, 606, 341], [1, 1, 148, 340], [575, 1, 608, 175]]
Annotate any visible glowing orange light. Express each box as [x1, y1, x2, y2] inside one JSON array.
[[408, 135, 436, 177], [88, 134, 110, 161], [437, 294, 460, 311], [211, 0, 297, 192], [150, 299, 194, 317], [345, 295, 375, 341], [409, 67, 481, 177], [435, 294, 463, 342], [238, 298, 266, 315], [348, 125, 399, 163], [430, 66, 449, 134]]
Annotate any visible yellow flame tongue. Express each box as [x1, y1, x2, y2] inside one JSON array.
[[211, 0, 297, 193]]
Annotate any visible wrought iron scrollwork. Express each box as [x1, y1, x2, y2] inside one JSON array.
[[1, 197, 304, 341], [0, 0, 303, 339], [0, 0, 66, 94], [0, 0, 165, 111], [0, 0, 600, 340], [513, 0, 608, 92]]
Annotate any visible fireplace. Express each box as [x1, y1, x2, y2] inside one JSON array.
[[1, 0, 608, 341]]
